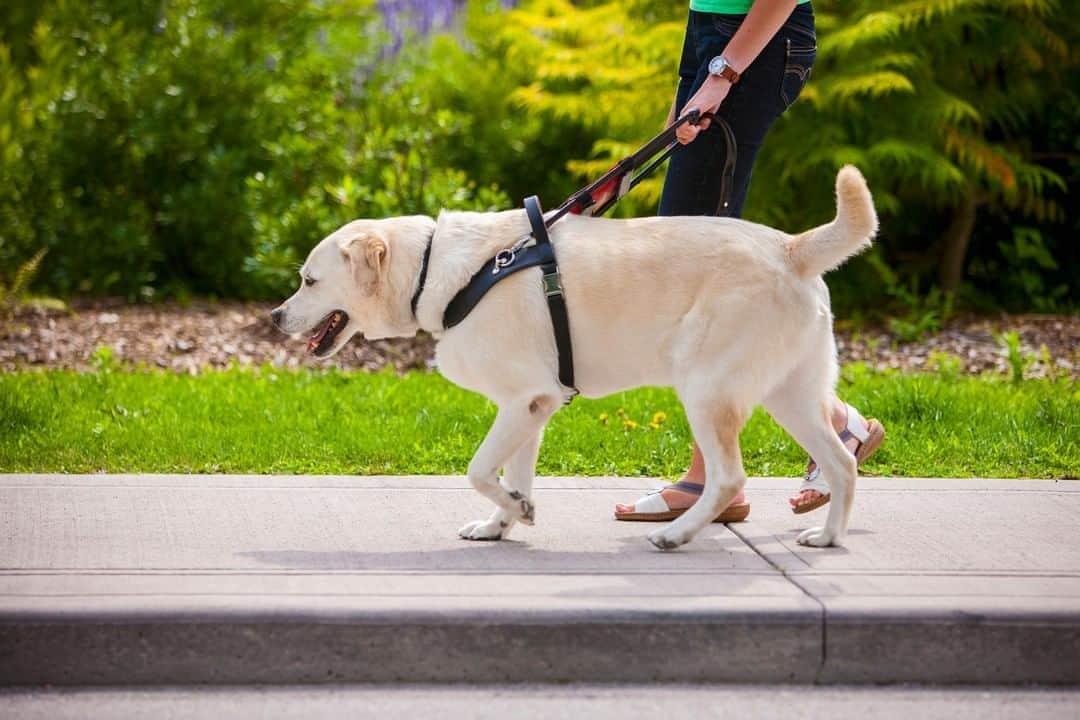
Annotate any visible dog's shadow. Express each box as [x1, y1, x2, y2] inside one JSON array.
[[237, 532, 747, 572], [239, 522, 867, 571], [238, 532, 783, 600]]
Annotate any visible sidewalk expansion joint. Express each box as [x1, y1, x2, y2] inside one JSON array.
[[725, 522, 828, 683]]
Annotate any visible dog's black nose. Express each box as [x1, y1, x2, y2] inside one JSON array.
[[270, 308, 284, 328]]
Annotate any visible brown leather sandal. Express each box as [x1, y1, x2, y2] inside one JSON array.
[[614, 480, 750, 523], [792, 406, 886, 515]]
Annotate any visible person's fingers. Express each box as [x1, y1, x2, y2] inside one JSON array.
[[675, 126, 696, 145], [698, 117, 712, 130], [675, 120, 704, 145], [678, 105, 699, 121]]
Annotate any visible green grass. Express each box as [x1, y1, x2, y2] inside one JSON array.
[[0, 364, 1077, 478]]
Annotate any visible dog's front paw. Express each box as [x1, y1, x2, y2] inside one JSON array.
[[458, 518, 508, 541], [647, 527, 687, 551], [795, 526, 842, 547]]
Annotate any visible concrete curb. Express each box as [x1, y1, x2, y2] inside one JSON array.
[[819, 607, 1080, 685], [1, 606, 821, 685], [3, 604, 1079, 686]]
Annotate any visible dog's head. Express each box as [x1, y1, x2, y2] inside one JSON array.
[[270, 216, 434, 357]]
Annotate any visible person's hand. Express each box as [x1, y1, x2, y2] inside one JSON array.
[[675, 75, 732, 144]]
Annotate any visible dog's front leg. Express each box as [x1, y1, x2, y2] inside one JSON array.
[[458, 396, 556, 541], [459, 427, 543, 541]]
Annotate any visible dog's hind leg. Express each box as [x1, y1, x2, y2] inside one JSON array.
[[648, 383, 749, 550], [458, 393, 559, 540], [762, 362, 856, 547], [459, 427, 543, 541]]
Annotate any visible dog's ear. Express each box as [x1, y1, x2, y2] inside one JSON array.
[[341, 232, 388, 294]]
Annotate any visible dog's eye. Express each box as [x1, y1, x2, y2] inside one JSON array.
[[304, 276, 316, 287]]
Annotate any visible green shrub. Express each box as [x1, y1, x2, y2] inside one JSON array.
[[0, 0, 507, 300], [1, 0, 1076, 312]]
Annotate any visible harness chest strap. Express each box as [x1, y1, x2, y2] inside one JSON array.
[[524, 195, 576, 395]]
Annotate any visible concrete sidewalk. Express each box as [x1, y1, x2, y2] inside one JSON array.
[[1, 475, 1078, 686]]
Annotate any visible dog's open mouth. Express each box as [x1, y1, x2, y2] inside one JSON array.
[[307, 310, 348, 356]]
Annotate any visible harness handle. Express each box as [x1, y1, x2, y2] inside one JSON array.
[[547, 110, 715, 225]]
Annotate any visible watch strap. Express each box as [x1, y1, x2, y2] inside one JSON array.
[[710, 56, 741, 84], [717, 64, 740, 84]]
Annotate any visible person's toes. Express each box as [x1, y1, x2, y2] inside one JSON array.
[[790, 489, 821, 508], [617, 486, 745, 515], [615, 489, 690, 514]]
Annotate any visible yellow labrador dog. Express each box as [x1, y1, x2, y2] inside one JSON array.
[[271, 166, 877, 550]]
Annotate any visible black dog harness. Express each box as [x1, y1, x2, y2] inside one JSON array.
[[411, 196, 576, 394], [410, 111, 719, 400]]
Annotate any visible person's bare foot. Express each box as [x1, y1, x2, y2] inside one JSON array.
[[615, 486, 747, 515], [788, 399, 872, 511], [615, 440, 747, 516]]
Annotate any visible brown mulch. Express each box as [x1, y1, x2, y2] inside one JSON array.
[[1, 299, 1077, 379]]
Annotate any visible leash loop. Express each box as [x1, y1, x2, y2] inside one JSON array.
[[545, 110, 715, 225]]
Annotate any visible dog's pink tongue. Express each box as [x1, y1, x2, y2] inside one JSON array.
[[307, 319, 331, 353]]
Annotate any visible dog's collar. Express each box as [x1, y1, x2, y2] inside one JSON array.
[[410, 234, 434, 322]]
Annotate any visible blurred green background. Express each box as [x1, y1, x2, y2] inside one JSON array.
[[0, 0, 1076, 319]]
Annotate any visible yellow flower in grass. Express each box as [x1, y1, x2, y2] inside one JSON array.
[[598, 412, 609, 425], [622, 419, 639, 431], [651, 411, 667, 426]]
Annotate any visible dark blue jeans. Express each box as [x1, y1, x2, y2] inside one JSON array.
[[658, 4, 816, 218]]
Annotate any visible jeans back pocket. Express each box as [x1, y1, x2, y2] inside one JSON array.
[[780, 36, 816, 110]]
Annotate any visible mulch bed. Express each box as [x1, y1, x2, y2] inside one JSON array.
[[2, 299, 1077, 379]]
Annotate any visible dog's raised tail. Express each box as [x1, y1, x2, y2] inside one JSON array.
[[786, 165, 877, 278]]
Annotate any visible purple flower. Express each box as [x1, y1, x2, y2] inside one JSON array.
[[376, 0, 516, 52]]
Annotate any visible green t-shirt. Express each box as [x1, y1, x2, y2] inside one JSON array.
[[691, 0, 810, 14]]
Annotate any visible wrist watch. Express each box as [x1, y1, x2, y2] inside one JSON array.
[[707, 55, 740, 84]]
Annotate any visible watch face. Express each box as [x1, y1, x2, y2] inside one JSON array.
[[709, 56, 726, 75]]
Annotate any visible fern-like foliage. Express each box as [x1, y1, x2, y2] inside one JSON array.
[[486, 0, 1073, 288], [760, 0, 1071, 228], [1, 247, 47, 314]]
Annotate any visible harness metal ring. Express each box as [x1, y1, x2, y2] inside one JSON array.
[[492, 248, 516, 274]]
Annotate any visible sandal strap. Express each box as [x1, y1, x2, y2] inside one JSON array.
[[669, 480, 705, 496], [798, 466, 829, 496], [805, 403, 871, 472], [844, 403, 870, 444], [631, 480, 704, 513], [633, 491, 673, 514]]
